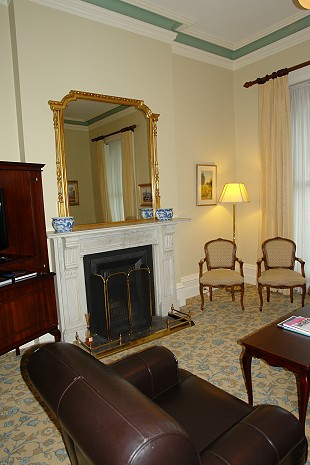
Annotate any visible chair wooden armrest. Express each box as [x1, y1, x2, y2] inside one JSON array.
[[236, 258, 244, 277], [199, 258, 205, 278], [256, 258, 263, 278], [295, 257, 306, 277]]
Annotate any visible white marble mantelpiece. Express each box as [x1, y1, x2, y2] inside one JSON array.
[[48, 218, 189, 342]]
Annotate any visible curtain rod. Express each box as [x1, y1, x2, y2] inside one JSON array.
[[91, 124, 136, 142], [243, 59, 310, 88]]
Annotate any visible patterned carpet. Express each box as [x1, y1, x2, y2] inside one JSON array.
[[1, 284, 310, 465]]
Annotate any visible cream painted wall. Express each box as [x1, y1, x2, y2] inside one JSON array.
[[234, 40, 310, 266], [64, 127, 96, 224], [1, 0, 310, 293], [0, 4, 20, 160], [172, 55, 236, 279]]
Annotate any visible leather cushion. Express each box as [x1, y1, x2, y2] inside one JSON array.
[[154, 371, 253, 453]]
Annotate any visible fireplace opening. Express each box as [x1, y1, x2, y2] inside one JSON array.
[[83, 246, 155, 341]]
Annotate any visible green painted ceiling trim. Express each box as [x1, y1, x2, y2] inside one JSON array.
[[175, 32, 233, 59], [81, 0, 182, 31], [233, 15, 310, 59], [64, 119, 88, 126], [88, 105, 130, 125]]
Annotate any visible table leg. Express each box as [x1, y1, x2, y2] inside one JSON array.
[[241, 348, 253, 405], [297, 371, 309, 430]]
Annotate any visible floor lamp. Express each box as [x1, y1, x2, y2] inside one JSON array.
[[218, 183, 249, 243]]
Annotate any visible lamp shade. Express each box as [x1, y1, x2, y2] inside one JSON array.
[[218, 183, 249, 203], [298, 0, 310, 8]]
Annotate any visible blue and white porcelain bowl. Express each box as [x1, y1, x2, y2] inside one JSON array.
[[52, 216, 74, 233], [141, 208, 154, 219], [156, 208, 173, 221]]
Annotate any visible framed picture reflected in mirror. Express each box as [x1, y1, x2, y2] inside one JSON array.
[[68, 180, 79, 206], [138, 183, 152, 207]]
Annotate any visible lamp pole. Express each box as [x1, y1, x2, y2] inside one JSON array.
[[232, 202, 236, 243]]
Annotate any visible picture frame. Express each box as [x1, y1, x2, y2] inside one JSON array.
[[68, 180, 79, 206], [196, 164, 217, 206], [138, 183, 153, 207]]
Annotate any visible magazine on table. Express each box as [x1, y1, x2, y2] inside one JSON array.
[[277, 315, 310, 337], [0, 270, 37, 283]]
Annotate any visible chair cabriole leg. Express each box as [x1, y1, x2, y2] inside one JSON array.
[[258, 283, 263, 311], [200, 283, 204, 310], [240, 283, 245, 310]]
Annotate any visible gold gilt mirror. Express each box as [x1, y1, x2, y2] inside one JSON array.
[[49, 90, 160, 226]]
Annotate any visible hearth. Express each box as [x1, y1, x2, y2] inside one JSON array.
[[75, 305, 194, 358]]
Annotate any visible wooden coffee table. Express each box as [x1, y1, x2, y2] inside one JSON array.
[[240, 304, 310, 429]]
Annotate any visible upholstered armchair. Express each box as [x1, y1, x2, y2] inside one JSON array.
[[257, 236, 306, 311], [199, 238, 245, 310]]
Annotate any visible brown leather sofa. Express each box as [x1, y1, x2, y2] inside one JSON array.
[[26, 342, 307, 465]]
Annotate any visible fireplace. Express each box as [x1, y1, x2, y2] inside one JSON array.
[[48, 219, 189, 343], [83, 246, 155, 341]]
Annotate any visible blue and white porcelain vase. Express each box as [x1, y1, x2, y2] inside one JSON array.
[[141, 208, 154, 219], [52, 216, 74, 233], [156, 208, 173, 221]]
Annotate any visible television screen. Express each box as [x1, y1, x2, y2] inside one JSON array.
[[0, 188, 9, 251]]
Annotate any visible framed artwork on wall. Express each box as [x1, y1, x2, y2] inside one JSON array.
[[196, 164, 217, 206], [138, 183, 152, 206], [68, 180, 79, 206]]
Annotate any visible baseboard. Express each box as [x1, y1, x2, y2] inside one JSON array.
[[243, 263, 257, 285], [177, 263, 257, 304], [177, 274, 199, 306]]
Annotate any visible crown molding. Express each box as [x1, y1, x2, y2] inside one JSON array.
[[172, 26, 310, 70], [172, 42, 233, 70], [123, 0, 196, 31], [233, 26, 310, 69], [30, 0, 177, 44]]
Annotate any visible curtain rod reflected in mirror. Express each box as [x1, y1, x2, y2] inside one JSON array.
[[48, 90, 160, 226]]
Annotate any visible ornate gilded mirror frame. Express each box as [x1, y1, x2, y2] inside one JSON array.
[[48, 90, 160, 219]]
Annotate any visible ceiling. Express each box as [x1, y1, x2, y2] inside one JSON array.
[[123, 0, 310, 49], [79, 0, 310, 60]]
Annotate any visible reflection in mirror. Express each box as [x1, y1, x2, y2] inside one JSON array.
[[49, 91, 160, 226]]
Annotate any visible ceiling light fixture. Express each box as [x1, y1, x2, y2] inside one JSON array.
[[298, 0, 310, 8]]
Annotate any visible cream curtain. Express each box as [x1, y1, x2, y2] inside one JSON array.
[[258, 75, 293, 247], [96, 140, 112, 223], [121, 131, 137, 220]]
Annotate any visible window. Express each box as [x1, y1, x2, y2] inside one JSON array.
[[290, 74, 310, 284]]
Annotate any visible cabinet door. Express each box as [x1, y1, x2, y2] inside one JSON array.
[[0, 275, 58, 352], [0, 162, 49, 272]]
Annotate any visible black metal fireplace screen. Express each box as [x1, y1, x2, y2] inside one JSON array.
[[83, 246, 155, 342]]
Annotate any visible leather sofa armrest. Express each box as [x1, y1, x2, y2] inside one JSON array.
[[26, 343, 200, 465], [110, 345, 180, 398]]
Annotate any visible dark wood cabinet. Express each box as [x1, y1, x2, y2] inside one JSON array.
[[0, 161, 60, 356]]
